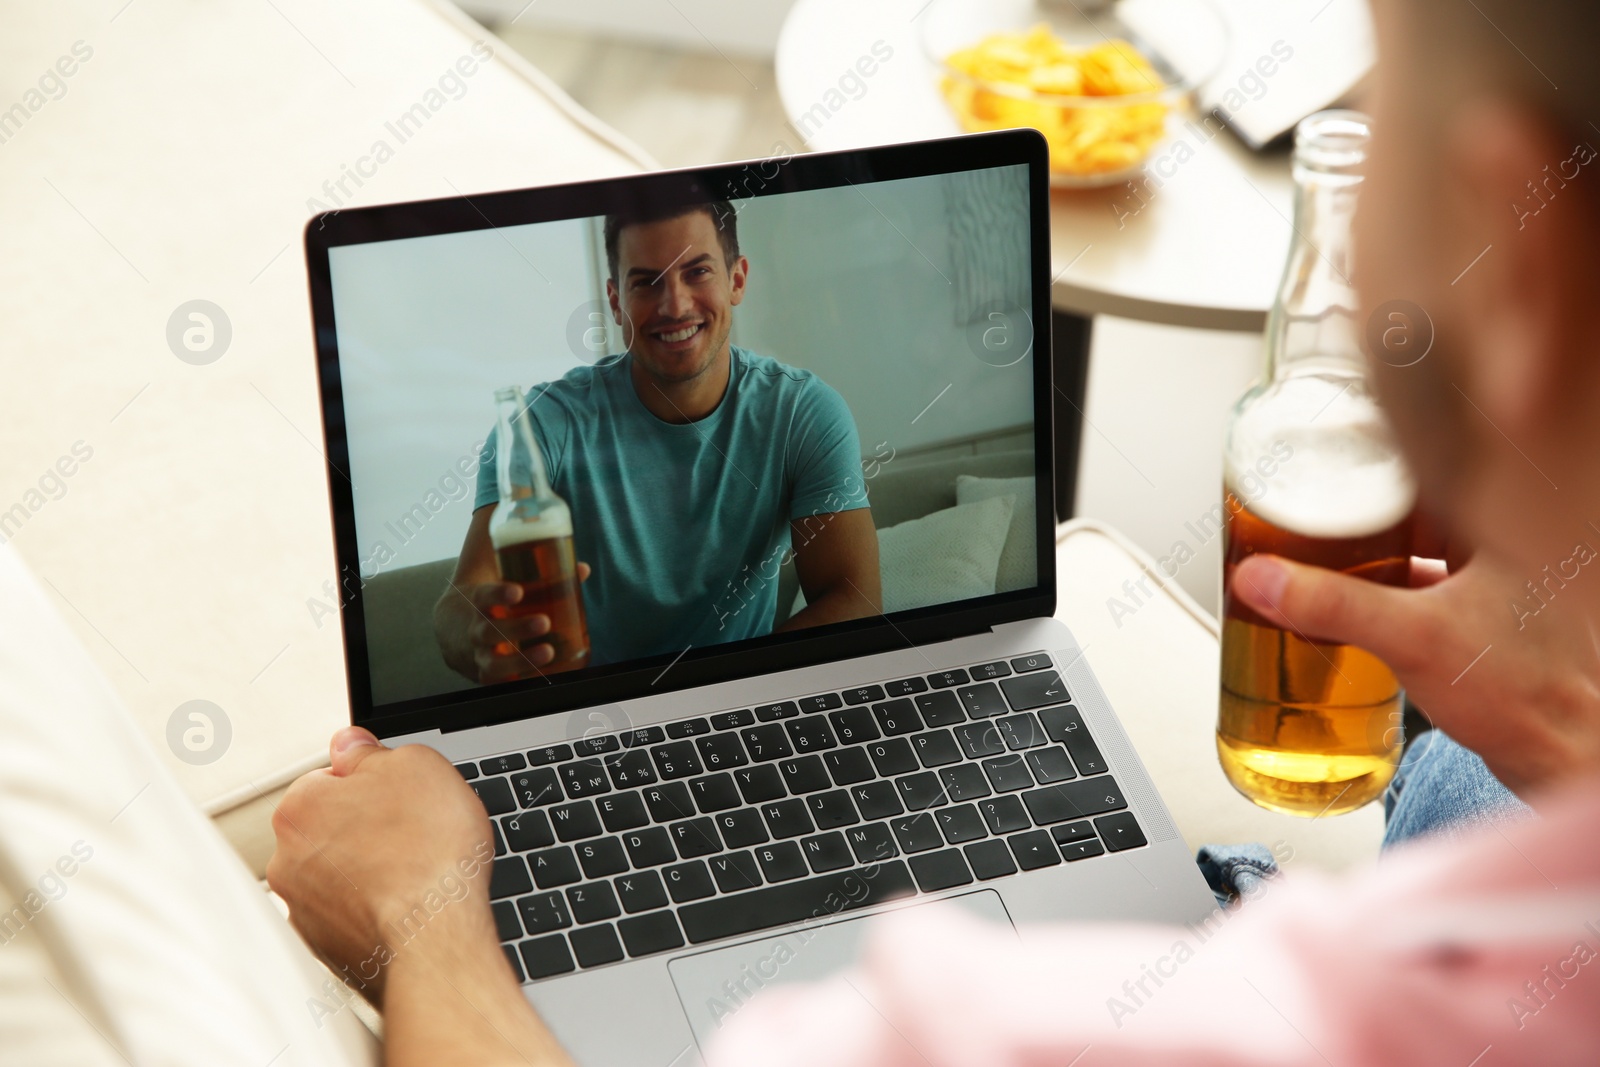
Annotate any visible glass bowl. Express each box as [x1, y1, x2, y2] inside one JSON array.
[[921, 0, 1229, 188]]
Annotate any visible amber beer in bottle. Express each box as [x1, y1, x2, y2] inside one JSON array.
[[489, 386, 590, 674], [1218, 111, 1416, 816]]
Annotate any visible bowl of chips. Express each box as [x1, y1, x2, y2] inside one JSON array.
[[922, 0, 1228, 187]]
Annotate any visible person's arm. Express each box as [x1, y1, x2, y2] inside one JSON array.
[[433, 505, 590, 684], [779, 508, 881, 631], [267, 729, 573, 1067]]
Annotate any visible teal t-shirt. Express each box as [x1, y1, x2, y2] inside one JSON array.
[[475, 346, 867, 667]]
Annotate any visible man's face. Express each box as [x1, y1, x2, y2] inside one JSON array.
[[607, 210, 748, 386]]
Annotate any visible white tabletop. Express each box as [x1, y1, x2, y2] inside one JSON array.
[[776, 0, 1296, 331]]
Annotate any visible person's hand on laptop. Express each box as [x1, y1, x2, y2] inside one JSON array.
[[1232, 527, 1600, 796], [268, 728, 571, 1067], [452, 562, 592, 684]]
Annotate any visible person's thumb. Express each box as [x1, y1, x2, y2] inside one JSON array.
[[329, 726, 385, 776], [1231, 554, 1422, 669]]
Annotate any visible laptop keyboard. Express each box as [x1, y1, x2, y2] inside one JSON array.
[[452, 651, 1148, 982]]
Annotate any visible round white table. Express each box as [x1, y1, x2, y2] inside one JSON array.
[[776, 0, 1297, 510]]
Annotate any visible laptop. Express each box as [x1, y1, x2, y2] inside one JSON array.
[[304, 129, 1215, 1065]]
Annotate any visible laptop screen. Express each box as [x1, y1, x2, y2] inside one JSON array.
[[308, 135, 1053, 729]]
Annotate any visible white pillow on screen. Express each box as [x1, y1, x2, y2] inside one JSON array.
[[793, 495, 1015, 615], [956, 474, 1039, 593]]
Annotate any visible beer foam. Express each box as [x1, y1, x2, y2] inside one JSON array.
[[1227, 374, 1416, 539], [490, 508, 573, 548]]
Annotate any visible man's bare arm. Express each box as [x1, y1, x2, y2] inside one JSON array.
[[778, 508, 881, 631]]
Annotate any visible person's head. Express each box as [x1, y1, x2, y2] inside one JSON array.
[[1358, 0, 1600, 574], [603, 196, 748, 387]]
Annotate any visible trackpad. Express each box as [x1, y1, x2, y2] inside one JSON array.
[[668, 890, 1013, 1053]]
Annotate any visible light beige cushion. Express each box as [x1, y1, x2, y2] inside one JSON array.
[[955, 473, 1038, 593]]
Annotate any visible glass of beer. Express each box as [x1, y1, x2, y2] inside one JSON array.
[[489, 386, 591, 675], [1216, 111, 1415, 816]]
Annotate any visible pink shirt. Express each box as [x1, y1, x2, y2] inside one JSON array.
[[710, 778, 1600, 1067]]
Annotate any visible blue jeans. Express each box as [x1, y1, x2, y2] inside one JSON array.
[[1199, 730, 1530, 905]]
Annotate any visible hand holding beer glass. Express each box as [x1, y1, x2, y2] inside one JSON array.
[[1218, 112, 1416, 817]]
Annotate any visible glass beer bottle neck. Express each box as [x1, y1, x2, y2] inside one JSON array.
[[1266, 171, 1364, 383]]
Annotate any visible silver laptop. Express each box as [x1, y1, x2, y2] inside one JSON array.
[[305, 130, 1214, 1066]]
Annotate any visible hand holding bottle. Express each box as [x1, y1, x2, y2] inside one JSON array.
[[456, 563, 592, 684]]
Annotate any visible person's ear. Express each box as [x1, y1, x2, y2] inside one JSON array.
[[1445, 103, 1593, 438], [727, 255, 749, 307]]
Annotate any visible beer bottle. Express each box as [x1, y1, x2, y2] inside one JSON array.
[[1217, 111, 1416, 816], [489, 386, 591, 675]]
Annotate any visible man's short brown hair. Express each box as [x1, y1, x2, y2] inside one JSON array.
[[603, 195, 739, 281]]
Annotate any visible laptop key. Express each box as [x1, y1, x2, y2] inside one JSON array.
[[979, 795, 1031, 834], [761, 798, 815, 839], [895, 772, 947, 812], [621, 727, 666, 748], [527, 743, 574, 766], [596, 792, 648, 832], [912, 729, 962, 768], [1026, 747, 1077, 784], [956, 683, 1007, 718], [872, 699, 923, 736], [472, 778, 517, 816], [455, 762, 480, 780], [512, 768, 562, 808], [913, 690, 965, 727], [670, 817, 722, 859], [1010, 652, 1052, 673], [570, 923, 625, 968], [613, 869, 669, 913], [607, 749, 658, 789], [501, 811, 555, 852], [964, 839, 1018, 880], [940, 764, 992, 803], [652, 741, 703, 780], [786, 717, 836, 753], [575, 837, 628, 879], [997, 713, 1046, 750], [885, 676, 929, 697], [689, 772, 743, 812], [713, 808, 769, 848], [565, 881, 621, 924], [480, 753, 527, 776], [575, 736, 621, 757], [847, 823, 899, 863], [622, 827, 676, 868], [891, 812, 944, 853], [493, 899, 521, 941], [1008, 830, 1061, 870], [756, 841, 808, 882], [936, 804, 988, 844], [981, 753, 1036, 792], [799, 692, 844, 713], [528, 847, 581, 889], [1000, 671, 1071, 712], [711, 709, 755, 730], [677, 862, 917, 944], [493, 822, 507, 857], [560, 759, 611, 799], [801, 832, 854, 873], [1061, 838, 1106, 861], [1094, 812, 1148, 852], [955, 723, 1005, 760], [664, 860, 716, 902], [969, 660, 1013, 681], [695, 733, 749, 771], [779, 754, 832, 794], [1038, 706, 1109, 775], [755, 702, 800, 721], [824, 747, 875, 786], [518, 935, 575, 980], [1051, 821, 1098, 846], [910, 848, 974, 892], [828, 706, 880, 745], [517, 891, 573, 935], [733, 765, 786, 804], [666, 717, 712, 739], [851, 780, 904, 820], [643, 783, 695, 822], [867, 738, 918, 776], [927, 669, 969, 689], [709, 851, 763, 893], [618, 912, 685, 957], [740, 724, 793, 761], [1021, 777, 1128, 825], [491, 857, 533, 900], [842, 684, 886, 705], [550, 800, 603, 842], [806, 789, 859, 830]]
